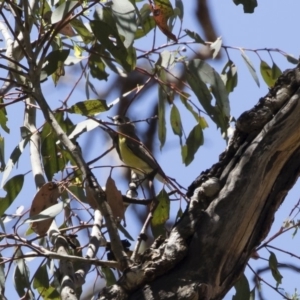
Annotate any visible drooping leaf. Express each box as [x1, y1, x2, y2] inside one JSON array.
[[41, 49, 70, 81], [106, 176, 124, 220], [0, 174, 24, 217], [210, 37, 222, 59], [29, 182, 60, 235], [175, 0, 184, 20], [221, 60, 238, 93], [67, 99, 111, 116], [70, 19, 94, 44], [186, 59, 230, 133], [240, 50, 260, 87], [51, 1, 78, 24], [158, 85, 167, 149], [0, 255, 5, 298], [26, 201, 66, 223], [13, 249, 31, 298], [170, 104, 182, 143], [90, 20, 133, 72], [233, 0, 258, 13], [151, 188, 170, 237], [88, 45, 110, 81], [101, 266, 116, 286], [41, 116, 65, 181], [260, 60, 276, 87], [135, 16, 156, 39], [1, 127, 30, 188], [184, 29, 205, 44], [112, 0, 137, 48], [152, 0, 177, 41], [285, 54, 299, 64], [0, 98, 9, 133], [271, 62, 282, 81], [268, 251, 283, 287], [232, 273, 250, 300], [182, 123, 204, 166]]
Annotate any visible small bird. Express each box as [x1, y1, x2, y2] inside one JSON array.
[[108, 115, 168, 185]]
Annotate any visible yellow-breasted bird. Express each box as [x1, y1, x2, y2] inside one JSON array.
[[108, 115, 168, 185]]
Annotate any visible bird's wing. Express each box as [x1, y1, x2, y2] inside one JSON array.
[[125, 135, 162, 173]]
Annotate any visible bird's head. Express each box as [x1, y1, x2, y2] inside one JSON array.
[[108, 115, 135, 134]]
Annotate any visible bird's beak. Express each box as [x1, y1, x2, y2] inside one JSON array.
[[107, 116, 113, 121]]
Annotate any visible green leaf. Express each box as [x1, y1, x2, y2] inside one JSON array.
[[260, 60, 275, 87], [112, 0, 137, 48], [285, 54, 299, 64], [233, 0, 258, 13], [175, 0, 184, 20], [41, 115, 65, 181], [67, 100, 111, 116], [221, 60, 238, 93], [0, 136, 5, 171], [135, 16, 155, 39], [101, 266, 116, 286], [240, 50, 260, 87], [210, 37, 222, 59], [70, 19, 94, 44], [13, 249, 31, 298], [90, 20, 132, 72], [182, 124, 204, 166], [1, 128, 30, 188], [158, 86, 167, 149], [268, 251, 283, 287], [0, 175, 24, 217], [271, 63, 282, 80], [184, 29, 205, 44], [232, 273, 250, 300], [170, 104, 182, 141], [0, 255, 5, 297], [41, 49, 70, 80], [157, 50, 175, 69], [151, 189, 170, 237], [51, 1, 78, 24], [0, 98, 9, 133], [186, 59, 230, 133]]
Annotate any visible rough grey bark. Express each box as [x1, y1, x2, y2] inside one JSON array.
[[99, 64, 300, 300]]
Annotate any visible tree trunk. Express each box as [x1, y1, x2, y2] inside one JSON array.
[[99, 65, 300, 300]]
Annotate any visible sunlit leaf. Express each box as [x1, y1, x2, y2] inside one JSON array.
[[51, 1, 78, 24], [71, 19, 94, 44], [1, 128, 30, 188], [210, 37, 222, 59], [112, 0, 137, 48], [271, 62, 282, 80], [67, 100, 111, 116], [151, 188, 170, 237], [260, 60, 275, 87]]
